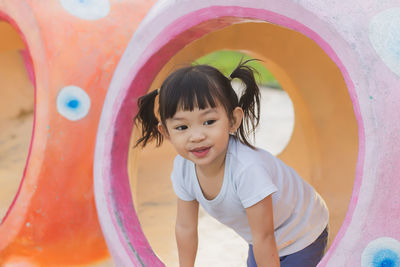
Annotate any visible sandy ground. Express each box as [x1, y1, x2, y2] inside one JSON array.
[[0, 50, 34, 222], [0, 112, 33, 221], [135, 86, 295, 266]]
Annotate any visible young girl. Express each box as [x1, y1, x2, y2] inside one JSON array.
[[135, 60, 329, 267]]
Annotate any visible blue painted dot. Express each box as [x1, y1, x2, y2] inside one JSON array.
[[362, 237, 400, 267], [381, 260, 394, 267], [67, 99, 80, 109], [373, 249, 399, 267], [57, 86, 90, 121]]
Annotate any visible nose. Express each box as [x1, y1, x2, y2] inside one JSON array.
[[189, 129, 206, 142]]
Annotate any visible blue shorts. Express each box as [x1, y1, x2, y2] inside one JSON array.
[[247, 226, 329, 267]]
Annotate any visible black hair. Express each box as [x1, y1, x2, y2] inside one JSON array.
[[134, 59, 261, 149]]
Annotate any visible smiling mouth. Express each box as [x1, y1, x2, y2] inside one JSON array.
[[190, 147, 211, 158]]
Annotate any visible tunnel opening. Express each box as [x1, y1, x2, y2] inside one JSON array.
[[0, 18, 35, 224], [127, 20, 358, 265], [98, 6, 363, 266]]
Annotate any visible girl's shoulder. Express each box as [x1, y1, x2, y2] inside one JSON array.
[[227, 136, 277, 172]]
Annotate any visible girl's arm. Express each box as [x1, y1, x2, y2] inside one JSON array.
[[246, 195, 280, 267], [175, 198, 199, 267]]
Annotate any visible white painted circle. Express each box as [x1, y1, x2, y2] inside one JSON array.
[[59, 0, 110, 20], [369, 8, 400, 77], [361, 237, 400, 267], [57, 85, 91, 121]]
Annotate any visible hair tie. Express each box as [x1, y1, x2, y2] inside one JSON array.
[[156, 88, 160, 95], [228, 69, 236, 81]]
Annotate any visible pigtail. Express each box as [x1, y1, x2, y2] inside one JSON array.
[[134, 89, 163, 148], [229, 59, 261, 148]]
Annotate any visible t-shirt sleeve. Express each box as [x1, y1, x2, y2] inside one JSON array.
[[236, 163, 278, 208], [170, 156, 196, 201]]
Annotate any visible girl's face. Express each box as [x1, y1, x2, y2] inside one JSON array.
[[159, 103, 243, 171]]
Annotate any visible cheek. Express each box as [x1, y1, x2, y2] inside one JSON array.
[[170, 134, 187, 148], [217, 122, 233, 135], [211, 128, 231, 143]]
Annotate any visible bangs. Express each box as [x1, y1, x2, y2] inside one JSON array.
[[160, 67, 224, 120]]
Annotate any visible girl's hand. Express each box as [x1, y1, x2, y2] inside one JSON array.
[[246, 195, 280, 267]]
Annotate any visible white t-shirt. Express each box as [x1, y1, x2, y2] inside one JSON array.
[[170, 136, 329, 257]]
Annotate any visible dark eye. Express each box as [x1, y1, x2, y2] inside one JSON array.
[[204, 120, 216, 126], [175, 125, 188, 131]]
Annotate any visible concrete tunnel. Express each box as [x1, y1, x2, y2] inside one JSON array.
[[127, 21, 358, 265]]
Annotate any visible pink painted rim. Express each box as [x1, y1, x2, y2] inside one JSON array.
[[0, 12, 36, 225], [105, 5, 365, 265]]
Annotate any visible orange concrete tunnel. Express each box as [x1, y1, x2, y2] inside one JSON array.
[[130, 22, 358, 264]]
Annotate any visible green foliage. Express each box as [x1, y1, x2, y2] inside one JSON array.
[[194, 50, 281, 88]]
